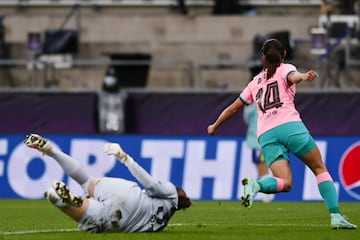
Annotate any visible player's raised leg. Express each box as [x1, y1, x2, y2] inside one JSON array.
[[24, 133, 94, 193]]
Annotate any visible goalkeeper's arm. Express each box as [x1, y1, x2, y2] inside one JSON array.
[[125, 155, 177, 198]]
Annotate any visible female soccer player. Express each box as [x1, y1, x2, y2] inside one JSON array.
[[207, 38, 356, 229], [24, 134, 191, 233]]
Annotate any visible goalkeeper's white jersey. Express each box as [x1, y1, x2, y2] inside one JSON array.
[[79, 177, 178, 233]]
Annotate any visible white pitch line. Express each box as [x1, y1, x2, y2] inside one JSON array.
[[0, 228, 79, 235], [0, 222, 327, 235], [169, 223, 326, 227]]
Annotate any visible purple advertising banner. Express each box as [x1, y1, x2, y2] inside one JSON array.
[[0, 91, 358, 135], [0, 92, 98, 134], [125, 91, 360, 136]]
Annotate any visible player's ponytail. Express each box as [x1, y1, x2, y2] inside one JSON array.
[[262, 38, 285, 80]]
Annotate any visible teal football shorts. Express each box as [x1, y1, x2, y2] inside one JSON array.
[[258, 121, 317, 167]]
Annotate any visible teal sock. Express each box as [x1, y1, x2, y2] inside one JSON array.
[[318, 181, 340, 214], [257, 176, 278, 193]]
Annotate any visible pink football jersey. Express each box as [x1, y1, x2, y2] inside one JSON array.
[[240, 63, 302, 137]]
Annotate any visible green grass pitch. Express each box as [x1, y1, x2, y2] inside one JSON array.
[[0, 200, 358, 240]]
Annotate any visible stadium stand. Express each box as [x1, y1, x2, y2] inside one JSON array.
[[0, 0, 358, 90]]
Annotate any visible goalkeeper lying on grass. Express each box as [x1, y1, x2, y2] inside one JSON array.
[[24, 134, 191, 233]]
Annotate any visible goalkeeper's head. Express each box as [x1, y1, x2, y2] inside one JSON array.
[[176, 187, 192, 210]]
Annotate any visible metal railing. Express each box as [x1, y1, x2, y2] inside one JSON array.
[[0, 56, 358, 90], [0, 57, 195, 88]]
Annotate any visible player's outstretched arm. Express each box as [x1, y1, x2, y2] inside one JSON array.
[[208, 98, 244, 135], [103, 143, 174, 196], [288, 70, 318, 84]]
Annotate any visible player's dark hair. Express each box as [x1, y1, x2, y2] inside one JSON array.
[[176, 187, 192, 210], [261, 38, 285, 80]]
